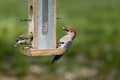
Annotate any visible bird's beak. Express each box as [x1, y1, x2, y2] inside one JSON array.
[[63, 27, 69, 32]]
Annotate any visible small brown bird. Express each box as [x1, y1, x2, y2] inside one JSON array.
[[15, 32, 33, 49]]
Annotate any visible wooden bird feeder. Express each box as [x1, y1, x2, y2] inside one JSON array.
[[21, 0, 64, 56]]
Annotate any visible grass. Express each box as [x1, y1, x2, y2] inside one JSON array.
[[0, 0, 120, 80]]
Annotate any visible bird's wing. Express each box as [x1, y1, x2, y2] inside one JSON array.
[[63, 41, 72, 53], [16, 35, 27, 42], [51, 41, 72, 64]]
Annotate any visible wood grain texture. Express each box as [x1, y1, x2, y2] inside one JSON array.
[[34, 0, 38, 49], [28, 0, 38, 49], [21, 48, 64, 56]]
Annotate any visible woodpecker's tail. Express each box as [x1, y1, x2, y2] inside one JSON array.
[[51, 55, 63, 64]]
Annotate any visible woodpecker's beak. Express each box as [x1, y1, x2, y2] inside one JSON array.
[[63, 27, 69, 32]]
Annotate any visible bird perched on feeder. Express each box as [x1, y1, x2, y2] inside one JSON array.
[[51, 27, 76, 64], [15, 32, 33, 49]]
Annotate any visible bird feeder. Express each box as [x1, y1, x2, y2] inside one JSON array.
[[21, 0, 64, 56]]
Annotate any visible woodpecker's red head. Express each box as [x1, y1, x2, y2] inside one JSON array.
[[63, 27, 76, 40]]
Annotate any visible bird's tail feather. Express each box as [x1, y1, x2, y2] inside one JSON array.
[[51, 55, 62, 64]]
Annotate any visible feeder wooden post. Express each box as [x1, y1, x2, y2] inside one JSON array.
[[28, 0, 38, 49], [21, 0, 64, 56]]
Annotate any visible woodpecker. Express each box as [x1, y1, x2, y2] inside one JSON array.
[[15, 32, 33, 49], [51, 27, 76, 64]]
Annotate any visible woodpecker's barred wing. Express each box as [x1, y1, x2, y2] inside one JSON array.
[[51, 41, 72, 64], [63, 41, 72, 54]]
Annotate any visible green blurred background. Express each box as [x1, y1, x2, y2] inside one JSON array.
[[0, 0, 120, 80]]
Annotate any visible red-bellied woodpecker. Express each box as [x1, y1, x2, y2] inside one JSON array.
[[51, 27, 76, 64]]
